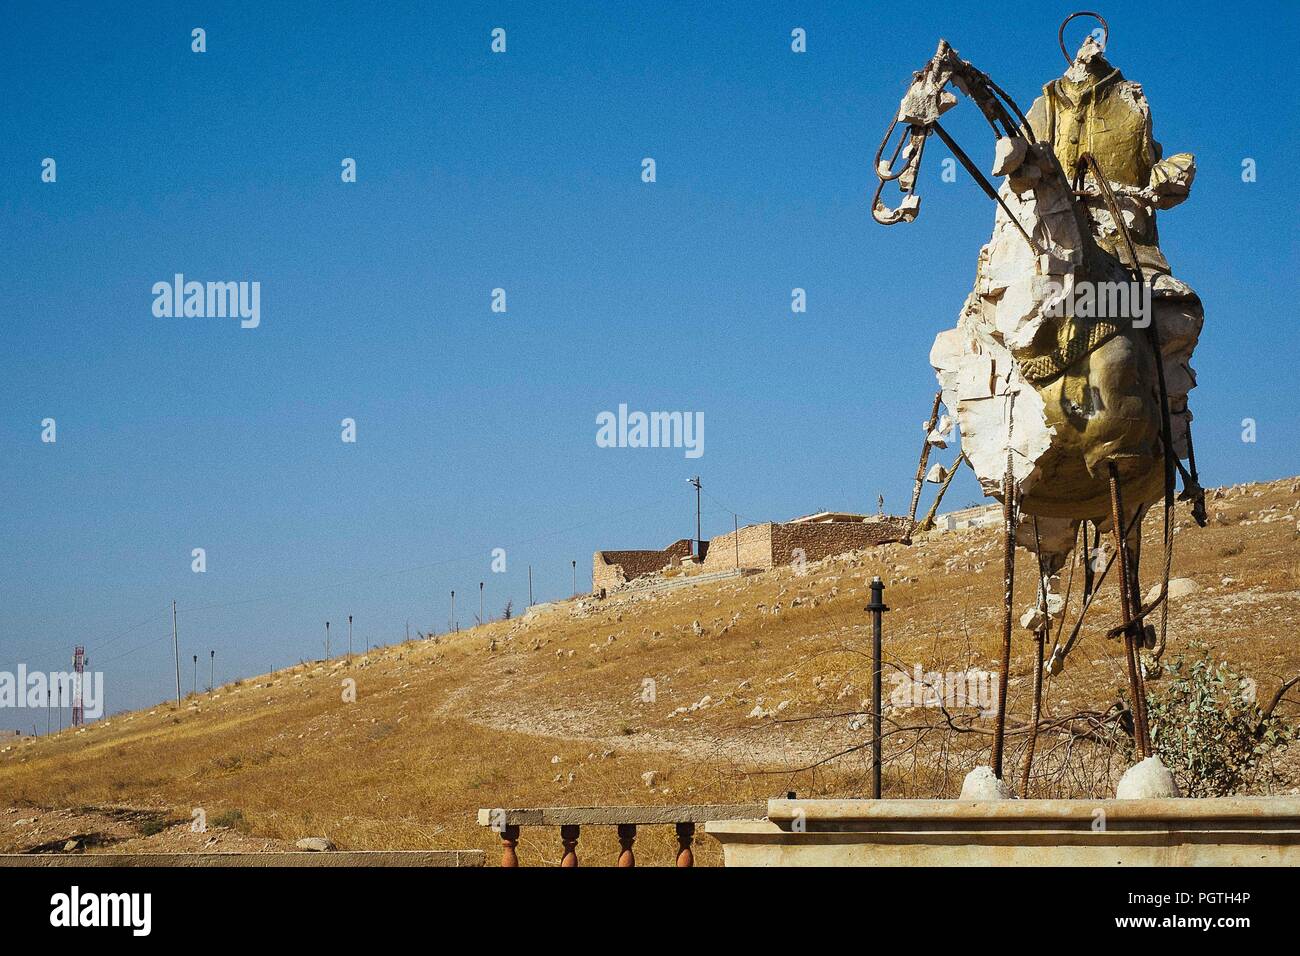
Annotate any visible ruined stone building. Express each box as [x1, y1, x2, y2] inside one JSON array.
[[592, 514, 910, 592]]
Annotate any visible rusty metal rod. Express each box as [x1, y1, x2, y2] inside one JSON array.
[[903, 391, 944, 543], [917, 451, 966, 533], [1020, 626, 1045, 797], [1020, 517, 1048, 797], [991, 464, 1016, 780], [1107, 463, 1151, 757]]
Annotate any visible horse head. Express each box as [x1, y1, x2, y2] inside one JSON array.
[[871, 40, 1043, 236]]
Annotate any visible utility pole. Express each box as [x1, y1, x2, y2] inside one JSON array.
[[209, 650, 214, 692], [528, 565, 533, 606], [348, 615, 353, 661], [479, 582, 484, 624], [688, 476, 702, 558], [72, 646, 86, 726], [171, 601, 181, 707], [571, 560, 577, 597], [192, 655, 198, 695], [733, 513, 739, 569], [325, 621, 331, 659], [451, 590, 456, 632]]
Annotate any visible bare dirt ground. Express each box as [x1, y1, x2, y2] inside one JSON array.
[[0, 805, 296, 854], [2, 476, 1297, 866]]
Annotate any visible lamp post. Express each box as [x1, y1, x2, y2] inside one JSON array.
[[687, 476, 702, 557]]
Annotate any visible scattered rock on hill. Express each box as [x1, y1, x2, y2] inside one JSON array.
[[1144, 577, 1200, 604]]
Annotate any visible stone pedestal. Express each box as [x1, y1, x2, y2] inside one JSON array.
[[705, 797, 1300, 866]]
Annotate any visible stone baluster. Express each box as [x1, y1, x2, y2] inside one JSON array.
[[500, 824, 520, 867], [616, 824, 636, 867], [675, 822, 695, 867], [560, 824, 580, 867]]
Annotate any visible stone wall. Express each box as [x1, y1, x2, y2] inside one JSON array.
[[700, 523, 775, 573], [700, 518, 910, 574], [772, 518, 910, 564], [592, 538, 694, 591]]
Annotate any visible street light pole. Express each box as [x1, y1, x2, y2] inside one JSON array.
[[209, 650, 214, 692], [571, 560, 577, 597], [171, 600, 181, 707], [688, 476, 702, 557]]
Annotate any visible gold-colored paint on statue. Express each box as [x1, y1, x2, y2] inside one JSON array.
[[1006, 34, 1201, 519], [1025, 35, 1196, 274]]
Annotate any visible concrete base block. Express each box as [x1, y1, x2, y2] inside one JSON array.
[[705, 797, 1300, 867]]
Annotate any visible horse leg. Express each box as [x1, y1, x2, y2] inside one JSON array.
[[903, 390, 944, 544], [1107, 462, 1151, 757], [1017, 514, 1076, 796], [991, 464, 1016, 781]]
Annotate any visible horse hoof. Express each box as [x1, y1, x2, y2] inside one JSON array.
[[1116, 756, 1180, 799], [960, 766, 1016, 799]]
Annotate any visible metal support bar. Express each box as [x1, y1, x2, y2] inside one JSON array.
[[866, 577, 890, 799]]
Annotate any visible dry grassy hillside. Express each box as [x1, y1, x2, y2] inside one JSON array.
[[3, 478, 1298, 865]]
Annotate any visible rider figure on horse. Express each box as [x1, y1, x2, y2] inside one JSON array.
[[1027, 31, 1202, 467]]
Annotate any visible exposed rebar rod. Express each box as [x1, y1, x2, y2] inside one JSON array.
[[1108, 462, 1151, 756], [917, 451, 967, 533], [1020, 518, 1048, 797], [991, 458, 1016, 780], [903, 391, 944, 543]]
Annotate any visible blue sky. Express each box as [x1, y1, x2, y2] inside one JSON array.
[[2, 1, 1296, 727]]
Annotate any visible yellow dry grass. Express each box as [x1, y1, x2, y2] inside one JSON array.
[[2, 478, 1297, 866]]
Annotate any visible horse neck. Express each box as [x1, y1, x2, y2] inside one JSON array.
[[1015, 151, 1094, 271]]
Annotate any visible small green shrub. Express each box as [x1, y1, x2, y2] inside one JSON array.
[[1146, 643, 1295, 796]]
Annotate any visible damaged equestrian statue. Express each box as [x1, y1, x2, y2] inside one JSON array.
[[873, 12, 1205, 798]]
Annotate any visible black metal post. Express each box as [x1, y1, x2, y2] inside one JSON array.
[[866, 576, 890, 799], [688, 476, 702, 557]]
